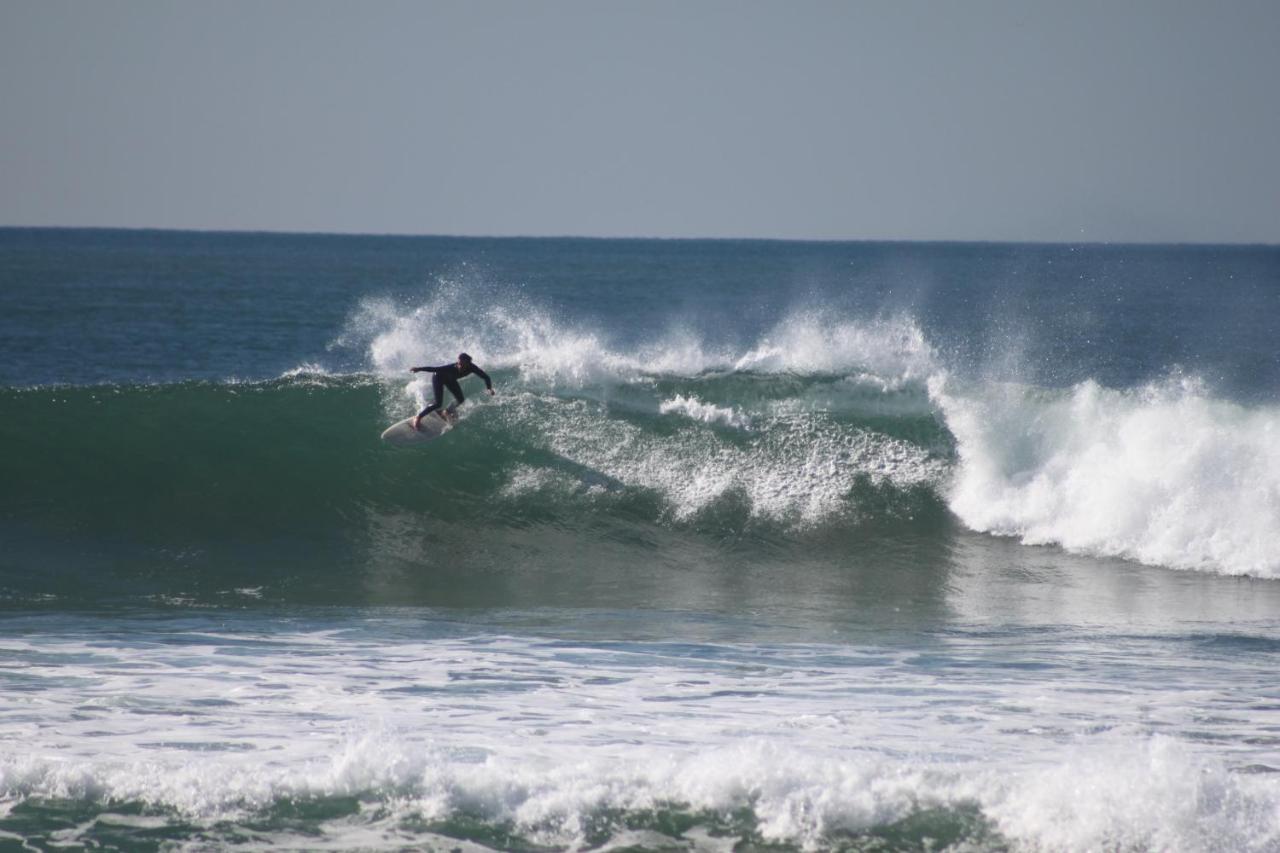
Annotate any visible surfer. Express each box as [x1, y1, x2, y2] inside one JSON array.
[[409, 353, 495, 430]]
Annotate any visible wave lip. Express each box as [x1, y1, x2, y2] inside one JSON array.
[[935, 375, 1280, 578]]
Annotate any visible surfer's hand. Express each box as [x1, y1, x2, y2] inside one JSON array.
[[487, 388, 496, 396]]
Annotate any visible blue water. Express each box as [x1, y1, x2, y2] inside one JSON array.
[[1, 228, 1279, 851]]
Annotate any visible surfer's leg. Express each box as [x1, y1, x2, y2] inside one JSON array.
[[440, 378, 464, 421], [414, 375, 446, 429]]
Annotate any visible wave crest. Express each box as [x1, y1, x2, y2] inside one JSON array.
[[342, 286, 938, 391], [659, 394, 753, 429]]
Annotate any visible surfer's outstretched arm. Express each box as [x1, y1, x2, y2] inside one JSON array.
[[471, 365, 495, 393]]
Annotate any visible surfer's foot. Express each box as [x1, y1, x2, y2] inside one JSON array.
[[412, 417, 422, 431]]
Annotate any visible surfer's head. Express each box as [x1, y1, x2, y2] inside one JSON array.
[[457, 352, 473, 367]]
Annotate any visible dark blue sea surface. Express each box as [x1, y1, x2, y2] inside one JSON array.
[[1, 228, 1278, 850]]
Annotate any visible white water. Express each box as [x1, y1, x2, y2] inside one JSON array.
[[935, 375, 1280, 578]]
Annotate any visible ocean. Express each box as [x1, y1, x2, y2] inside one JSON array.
[[1, 228, 1279, 851]]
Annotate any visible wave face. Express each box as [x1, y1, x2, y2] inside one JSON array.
[[0, 314, 957, 607]]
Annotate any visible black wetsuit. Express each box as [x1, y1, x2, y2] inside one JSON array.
[[416, 362, 492, 419]]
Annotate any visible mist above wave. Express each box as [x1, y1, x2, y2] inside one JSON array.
[[342, 283, 939, 389]]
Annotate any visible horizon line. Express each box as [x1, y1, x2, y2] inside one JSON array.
[[1, 223, 1276, 250]]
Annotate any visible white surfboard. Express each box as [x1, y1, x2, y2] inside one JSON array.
[[380, 411, 455, 446]]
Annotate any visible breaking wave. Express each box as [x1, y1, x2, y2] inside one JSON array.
[[3, 289, 1278, 592]]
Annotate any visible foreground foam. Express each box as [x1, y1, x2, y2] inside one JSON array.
[[7, 741, 1277, 851], [3, 623, 1278, 851], [935, 375, 1280, 577]]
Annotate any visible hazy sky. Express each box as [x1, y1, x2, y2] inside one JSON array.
[[2, 1, 1277, 242]]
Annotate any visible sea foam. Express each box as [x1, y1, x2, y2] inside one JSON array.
[[504, 394, 943, 525]]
